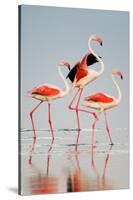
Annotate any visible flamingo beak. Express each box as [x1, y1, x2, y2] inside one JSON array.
[[120, 75, 123, 80], [117, 71, 123, 80], [100, 41, 103, 46]]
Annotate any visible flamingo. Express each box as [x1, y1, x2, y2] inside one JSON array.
[[28, 61, 71, 144], [66, 52, 101, 83], [67, 34, 104, 145], [83, 69, 123, 146]]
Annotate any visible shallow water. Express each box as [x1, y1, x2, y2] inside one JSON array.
[[20, 129, 129, 195]]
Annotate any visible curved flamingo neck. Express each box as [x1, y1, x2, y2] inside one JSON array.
[[112, 74, 122, 102], [88, 38, 104, 76], [58, 66, 70, 96]]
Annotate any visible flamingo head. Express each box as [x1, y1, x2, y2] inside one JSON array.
[[112, 69, 123, 80], [59, 60, 70, 71], [89, 34, 103, 46]]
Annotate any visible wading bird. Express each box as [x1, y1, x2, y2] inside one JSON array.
[[66, 52, 100, 83], [28, 61, 71, 144], [67, 34, 104, 145], [83, 69, 123, 146]]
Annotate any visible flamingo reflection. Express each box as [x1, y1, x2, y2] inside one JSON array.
[[91, 145, 113, 190], [66, 145, 113, 192], [27, 135, 113, 194], [28, 145, 58, 194], [28, 136, 53, 165]]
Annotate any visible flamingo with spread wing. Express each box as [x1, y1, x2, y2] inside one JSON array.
[[67, 34, 104, 145]]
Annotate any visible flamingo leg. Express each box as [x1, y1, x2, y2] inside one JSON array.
[[68, 88, 81, 110], [28, 136, 37, 165], [68, 88, 98, 119], [68, 88, 81, 149], [102, 145, 113, 186], [29, 100, 44, 139], [75, 88, 83, 148], [103, 111, 114, 145], [91, 146, 100, 182], [46, 154, 51, 176], [92, 112, 101, 147], [48, 102, 54, 144]]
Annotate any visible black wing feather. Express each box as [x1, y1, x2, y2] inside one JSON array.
[[66, 64, 78, 82], [66, 54, 102, 83]]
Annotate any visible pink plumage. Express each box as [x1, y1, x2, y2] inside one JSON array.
[[31, 85, 60, 97], [85, 93, 114, 103]]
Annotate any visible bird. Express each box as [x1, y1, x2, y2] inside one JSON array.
[[66, 52, 101, 83], [83, 69, 123, 146], [67, 34, 104, 145], [28, 61, 71, 144]]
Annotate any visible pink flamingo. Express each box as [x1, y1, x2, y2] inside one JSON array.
[[66, 52, 101, 82], [83, 69, 123, 146], [28, 61, 71, 144], [68, 34, 104, 145]]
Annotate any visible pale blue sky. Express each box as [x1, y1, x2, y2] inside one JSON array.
[[20, 5, 129, 131]]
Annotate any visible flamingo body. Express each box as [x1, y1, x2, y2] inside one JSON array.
[[83, 93, 117, 111], [75, 66, 88, 82], [85, 92, 114, 103], [73, 68, 99, 88], [29, 84, 63, 101], [66, 52, 100, 83], [31, 84, 60, 96]]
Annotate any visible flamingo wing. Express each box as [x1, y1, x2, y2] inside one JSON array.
[[66, 53, 101, 83], [75, 67, 88, 82], [66, 62, 80, 82], [85, 92, 114, 103], [81, 52, 99, 66], [31, 85, 60, 96]]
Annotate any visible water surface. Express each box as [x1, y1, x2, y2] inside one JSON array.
[[20, 128, 129, 195]]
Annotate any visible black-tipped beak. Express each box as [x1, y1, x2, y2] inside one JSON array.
[[121, 75, 123, 80], [68, 65, 71, 71], [100, 41, 103, 46]]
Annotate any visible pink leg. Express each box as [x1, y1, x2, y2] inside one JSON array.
[[29, 100, 44, 139], [91, 146, 100, 179], [28, 136, 37, 165], [68, 88, 81, 150], [102, 145, 113, 185], [75, 111, 80, 150], [104, 111, 114, 145], [69, 89, 98, 119], [48, 102, 54, 144], [68, 88, 80, 110], [75, 88, 83, 148], [46, 154, 51, 176], [92, 112, 101, 147], [48, 142, 53, 153], [75, 153, 80, 171]]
